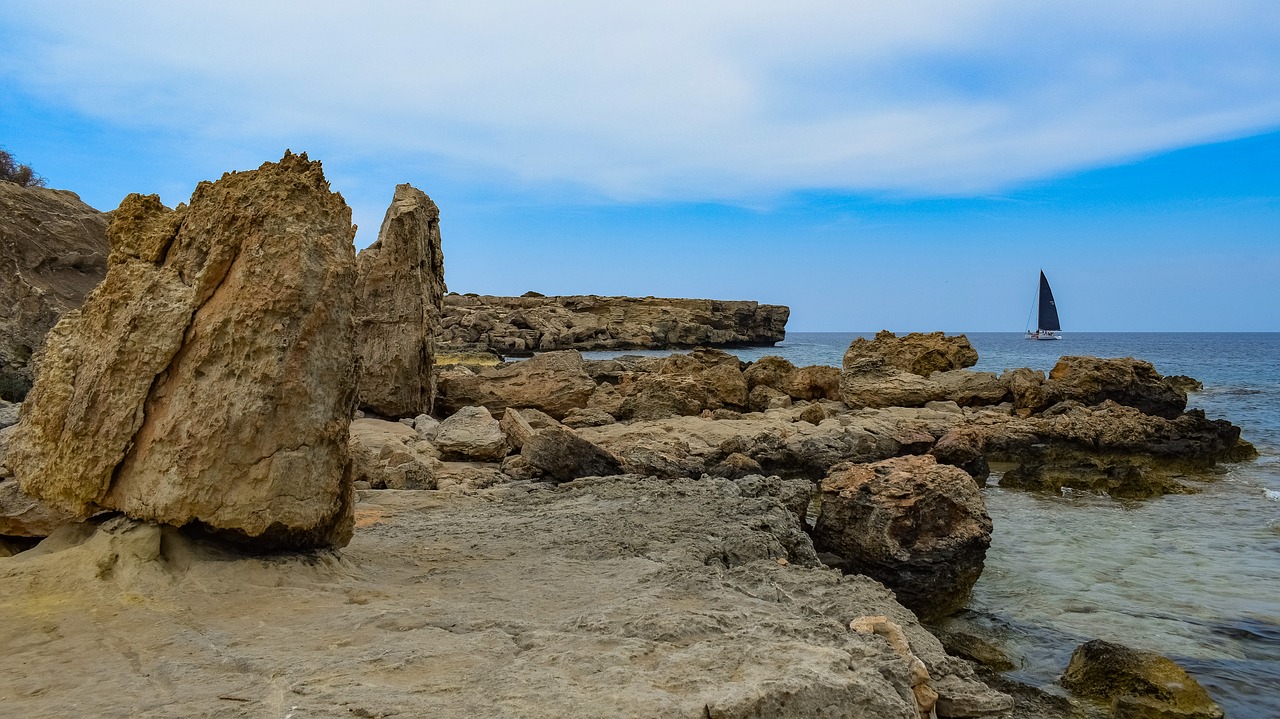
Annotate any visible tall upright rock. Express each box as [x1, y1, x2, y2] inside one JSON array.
[[6, 152, 359, 549], [0, 181, 109, 400], [354, 184, 444, 418]]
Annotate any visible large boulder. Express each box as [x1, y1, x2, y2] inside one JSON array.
[[435, 406, 509, 462], [0, 181, 109, 400], [5, 153, 358, 549], [436, 350, 596, 420], [521, 425, 622, 482], [786, 365, 842, 401], [1047, 356, 1187, 419], [354, 184, 445, 418], [839, 357, 945, 409], [842, 331, 978, 377], [812, 455, 993, 621], [1060, 639, 1224, 719], [931, 370, 1009, 407]]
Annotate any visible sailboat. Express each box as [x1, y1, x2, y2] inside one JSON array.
[[1026, 270, 1062, 340]]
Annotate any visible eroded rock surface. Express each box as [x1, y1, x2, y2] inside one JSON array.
[[354, 184, 445, 418], [843, 331, 979, 377], [0, 181, 109, 400], [5, 153, 358, 549], [813, 455, 993, 621], [1061, 639, 1224, 719], [437, 350, 596, 419], [440, 293, 789, 354]]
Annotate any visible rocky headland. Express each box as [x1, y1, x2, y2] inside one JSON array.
[[0, 157, 1244, 719], [439, 292, 790, 356]]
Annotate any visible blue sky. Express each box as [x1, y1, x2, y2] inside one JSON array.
[[2, 2, 1277, 331]]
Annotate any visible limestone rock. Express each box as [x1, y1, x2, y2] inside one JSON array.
[[930, 428, 990, 482], [785, 365, 842, 401], [813, 455, 993, 621], [1047, 356, 1187, 419], [562, 407, 616, 428], [6, 152, 357, 549], [743, 356, 797, 391], [0, 479, 78, 537], [354, 184, 445, 418], [436, 350, 596, 420], [349, 418, 436, 490], [840, 357, 945, 409], [499, 407, 536, 450], [520, 425, 622, 482], [842, 331, 978, 377], [439, 293, 788, 353], [435, 406, 509, 462], [749, 384, 793, 412], [1000, 367, 1052, 414], [0, 399, 21, 429], [0, 180, 109, 401], [932, 369, 1009, 407], [710, 452, 765, 479], [1061, 639, 1224, 719]]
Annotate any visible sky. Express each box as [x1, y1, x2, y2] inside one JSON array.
[[2, 2, 1277, 332]]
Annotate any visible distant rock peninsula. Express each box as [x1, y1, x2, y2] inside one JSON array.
[[439, 293, 790, 355]]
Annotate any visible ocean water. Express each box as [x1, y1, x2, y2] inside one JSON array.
[[584, 332, 1280, 717]]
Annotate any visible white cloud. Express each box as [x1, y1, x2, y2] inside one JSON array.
[[3, 1, 1279, 200]]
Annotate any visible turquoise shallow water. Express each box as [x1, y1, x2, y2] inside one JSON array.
[[584, 332, 1280, 717]]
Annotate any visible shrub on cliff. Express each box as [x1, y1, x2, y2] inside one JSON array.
[[0, 148, 47, 188]]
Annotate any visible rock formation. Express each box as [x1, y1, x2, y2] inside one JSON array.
[[812, 455, 993, 621], [354, 183, 445, 418], [0, 181, 109, 400], [437, 350, 597, 419], [5, 152, 358, 549], [439, 293, 788, 354], [349, 418, 436, 490], [1060, 639, 1224, 719], [843, 331, 979, 377]]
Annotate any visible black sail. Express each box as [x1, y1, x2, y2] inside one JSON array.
[[1038, 271, 1061, 331]]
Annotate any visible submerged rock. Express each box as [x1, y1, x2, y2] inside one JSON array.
[[1060, 639, 1224, 719], [6, 153, 358, 549], [354, 184, 445, 418], [813, 455, 993, 621]]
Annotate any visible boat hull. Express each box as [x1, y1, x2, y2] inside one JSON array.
[[1026, 331, 1062, 341]]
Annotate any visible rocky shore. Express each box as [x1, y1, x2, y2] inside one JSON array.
[[0, 156, 1245, 718], [440, 292, 790, 356]]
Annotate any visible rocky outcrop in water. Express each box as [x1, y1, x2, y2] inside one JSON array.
[[354, 184, 445, 418], [1003, 356, 1188, 419], [1060, 639, 1224, 719], [843, 331, 979, 377], [0, 181, 109, 400], [813, 455, 993, 621], [5, 153, 358, 549], [440, 293, 788, 354]]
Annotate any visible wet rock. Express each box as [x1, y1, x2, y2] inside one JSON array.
[[353, 184, 445, 418], [1060, 639, 1224, 719], [349, 419, 436, 490], [1165, 375, 1203, 394], [6, 153, 357, 549], [435, 406, 509, 462], [520, 425, 622, 483], [436, 350, 596, 420], [0, 181, 109, 401], [813, 455, 993, 621], [843, 331, 979, 377]]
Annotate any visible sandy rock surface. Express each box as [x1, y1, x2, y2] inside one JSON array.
[[0, 476, 1013, 718], [354, 184, 445, 418]]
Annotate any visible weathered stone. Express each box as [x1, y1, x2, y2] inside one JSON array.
[[0, 479, 78, 537], [930, 428, 990, 483], [439, 294, 788, 353], [435, 406, 509, 462], [743, 356, 797, 391], [660, 349, 748, 410], [749, 384, 793, 412], [562, 407, 616, 428], [616, 374, 709, 421], [785, 365, 842, 401], [436, 350, 596, 420], [521, 425, 622, 483], [0, 399, 20, 429], [843, 331, 978, 377], [0, 181, 109, 401], [349, 418, 436, 490], [1165, 374, 1203, 394], [353, 184, 445, 418], [6, 153, 357, 549], [732, 474, 814, 525], [798, 403, 827, 425], [519, 407, 562, 430], [710, 452, 764, 480], [840, 357, 946, 409], [1061, 639, 1224, 719], [1000, 367, 1052, 414], [932, 370, 1009, 407], [813, 455, 993, 621], [499, 407, 536, 450], [412, 414, 440, 441], [1047, 356, 1187, 419]]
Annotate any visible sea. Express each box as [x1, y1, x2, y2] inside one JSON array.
[[581, 332, 1280, 718]]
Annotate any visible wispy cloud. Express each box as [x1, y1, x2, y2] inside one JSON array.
[[3, 1, 1278, 200]]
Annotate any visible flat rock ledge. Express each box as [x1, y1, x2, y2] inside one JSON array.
[[0, 476, 1014, 719]]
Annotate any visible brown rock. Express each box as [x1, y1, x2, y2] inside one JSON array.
[[813, 455, 993, 621], [930, 428, 989, 483], [435, 406, 509, 462], [354, 184, 445, 418], [0, 479, 78, 537], [710, 452, 764, 479], [1000, 367, 1052, 413], [6, 153, 357, 549], [1061, 639, 1224, 719], [499, 407, 535, 450], [839, 357, 945, 409], [1048, 356, 1187, 419], [743, 355, 797, 391], [436, 350, 595, 420], [749, 384, 793, 412], [842, 331, 979, 377], [349, 419, 435, 490], [520, 425, 622, 483], [931, 369, 1009, 407], [0, 181, 108, 400], [562, 407, 616, 428], [785, 365, 842, 401]]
